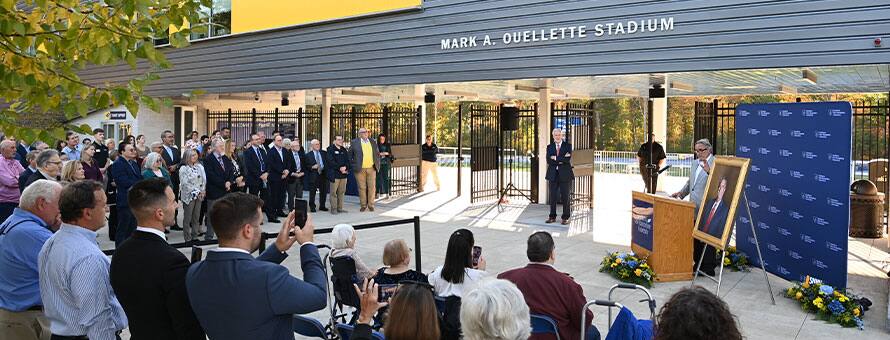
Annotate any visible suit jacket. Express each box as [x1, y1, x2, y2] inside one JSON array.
[[18, 167, 34, 194], [267, 146, 288, 183], [678, 155, 716, 211], [15, 144, 28, 169], [160, 145, 182, 188], [109, 231, 205, 340], [545, 142, 574, 182], [242, 146, 268, 188], [24, 171, 58, 189], [303, 149, 327, 186], [325, 145, 350, 181], [347, 139, 380, 171], [186, 245, 328, 340], [699, 198, 729, 238], [286, 149, 305, 184], [498, 263, 592, 340], [202, 153, 235, 200], [110, 157, 142, 208]]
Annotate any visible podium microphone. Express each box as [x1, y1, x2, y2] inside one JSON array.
[[657, 165, 672, 174]]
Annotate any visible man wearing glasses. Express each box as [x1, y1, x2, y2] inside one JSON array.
[[671, 139, 717, 275], [24, 150, 62, 189]]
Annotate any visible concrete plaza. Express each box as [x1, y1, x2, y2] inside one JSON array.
[[99, 170, 890, 339]]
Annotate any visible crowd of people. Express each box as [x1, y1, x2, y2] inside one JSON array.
[[0, 127, 743, 340]]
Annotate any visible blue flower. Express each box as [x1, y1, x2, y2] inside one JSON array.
[[628, 251, 635, 257], [854, 317, 864, 330], [618, 253, 628, 260], [626, 260, 638, 268], [827, 300, 845, 315], [819, 285, 834, 296]]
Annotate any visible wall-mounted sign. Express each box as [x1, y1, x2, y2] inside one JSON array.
[[108, 111, 127, 120], [441, 17, 674, 50]]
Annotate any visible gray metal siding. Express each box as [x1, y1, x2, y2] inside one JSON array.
[[79, 0, 890, 96]]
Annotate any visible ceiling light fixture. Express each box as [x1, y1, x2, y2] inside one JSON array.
[[614, 87, 639, 96], [801, 69, 818, 84], [340, 89, 383, 97], [669, 81, 694, 92], [778, 85, 797, 94], [443, 89, 479, 97]]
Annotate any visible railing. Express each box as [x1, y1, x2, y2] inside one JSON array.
[[595, 151, 695, 178], [102, 216, 424, 273]]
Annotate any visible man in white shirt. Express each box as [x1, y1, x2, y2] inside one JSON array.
[[671, 139, 718, 276]]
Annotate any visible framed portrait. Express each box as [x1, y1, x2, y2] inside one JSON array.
[[693, 157, 750, 249]]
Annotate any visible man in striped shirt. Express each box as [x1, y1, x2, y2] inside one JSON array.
[[39, 180, 127, 340]]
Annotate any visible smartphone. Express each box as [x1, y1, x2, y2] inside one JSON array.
[[190, 246, 203, 264], [472, 245, 482, 267], [378, 284, 398, 303], [293, 199, 308, 229]]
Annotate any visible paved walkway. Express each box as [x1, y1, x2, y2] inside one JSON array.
[[99, 170, 890, 339]]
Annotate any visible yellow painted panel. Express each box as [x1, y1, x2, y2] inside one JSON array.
[[231, 0, 421, 34]]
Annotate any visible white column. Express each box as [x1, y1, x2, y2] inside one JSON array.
[[415, 84, 428, 142], [651, 97, 667, 147], [538, 79, 552, 204], [321, 88, 332, 148]]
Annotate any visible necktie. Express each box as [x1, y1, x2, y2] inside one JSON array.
[[217, 156, 225, 170], [294, 152, 301, 170], [255, 147, 265, 172], [315, 151, 323, 173], [703, 202, 718, 233], [556, 143, 561, 156]]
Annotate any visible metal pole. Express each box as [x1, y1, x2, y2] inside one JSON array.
[[413, 216, 422, 272], [744, 192, 776, 305], [457, 105, 463, 198]]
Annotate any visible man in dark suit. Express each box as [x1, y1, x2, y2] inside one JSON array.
[[699, 177, 730, 239], [546, 128, 574, 225], [242, 133, 269, 198], [15, 141, 29, 169], [110, 143, 143, 245], [159, 130, 182, 230], [92, 128, 110, 169], [266, 135, 290, 223], [304, 139, 328, 212], [202, 139, 235, 241], [285, 139, 305, 213], [186, 192, 327, 340], [18, 150, 39, 194], [24, 149, 62, 189], [326, 136, 350, 214], [110, 178, 205, 340], [498, 232, 598, 340]]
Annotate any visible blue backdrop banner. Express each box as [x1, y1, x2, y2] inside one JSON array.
[[735, 102, 852, 288]]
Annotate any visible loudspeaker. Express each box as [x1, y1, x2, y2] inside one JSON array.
[[424, 92, 436, 103], [501, 106, 519, 131], [648, 86, 665, 99]]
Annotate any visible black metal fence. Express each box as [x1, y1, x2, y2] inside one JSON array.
[[206, 108, 322, 147]]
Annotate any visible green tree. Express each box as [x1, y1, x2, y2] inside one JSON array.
[[0, 0, 210, 142]]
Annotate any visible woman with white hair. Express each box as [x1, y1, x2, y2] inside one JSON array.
[[141, 152, 171, 186], [460, 278, 531, 340], [179, 148, 206, 242], [330, 224, 375, 281]]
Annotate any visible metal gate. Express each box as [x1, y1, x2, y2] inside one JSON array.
[[693, 100, 736, 155], [464, 103, 539, 204], [206, 108, 322, 147], [330, 105, 422, 196], [551, 102, 596, 208]]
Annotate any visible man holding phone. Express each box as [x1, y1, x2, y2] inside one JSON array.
[[186, 193, 327, 340]]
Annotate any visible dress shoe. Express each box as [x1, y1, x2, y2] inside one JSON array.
[[561, 219, 570, 225], [545, 218, 556, 223], [198, 232, 205, 237], [319, 207, 329, 211], [360, 207, 367, 212], [330, 210, 338, 215], [268, 218, 281, 223], [338, 209, 348, 213], [277, 212, 288, 218], [171, 225, 183, 231], [368, 206, 375, 212], [310, 208, 317, 213]]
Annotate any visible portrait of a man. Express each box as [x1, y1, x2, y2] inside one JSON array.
[[693, 157, 749, 249]]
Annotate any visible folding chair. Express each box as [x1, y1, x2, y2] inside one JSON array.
[[530, 313, 561, 340], [293, 315, 329, 339], [335, 323, 385, 340]]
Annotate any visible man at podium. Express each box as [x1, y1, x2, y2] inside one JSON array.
[[671, 139, 717, 275]]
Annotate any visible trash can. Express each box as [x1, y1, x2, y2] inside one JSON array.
[[850, 180, 885, 238]]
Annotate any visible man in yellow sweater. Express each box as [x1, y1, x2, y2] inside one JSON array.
[[348, 128, 381, 212]]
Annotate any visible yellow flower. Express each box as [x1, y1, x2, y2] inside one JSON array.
[[795, 292, 802, 300], [837, 294, 848, 302], [615, 258, 622, 264], [853, 308, 860, 316], [723, 258, 731, 265], [813, 297, 824, 310], [640, 263, 649, 269], [802, 276, 811, 288], [634, 269, 642, 277], [610, 263, 617, 268]]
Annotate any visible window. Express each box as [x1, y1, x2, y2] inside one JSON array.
[[190, 0, 231, 41]]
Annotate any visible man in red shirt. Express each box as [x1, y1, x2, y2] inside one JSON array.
[[498, 232, 600, 340]]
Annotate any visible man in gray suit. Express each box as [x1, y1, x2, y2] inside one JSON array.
[[671, 139, 717, 276], [347, 128, 380, 212]]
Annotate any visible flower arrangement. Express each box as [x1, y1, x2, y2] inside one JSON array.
[[716, 246, 750, 272], [599, 251, 656, 287], [784, 276, 866, 329]]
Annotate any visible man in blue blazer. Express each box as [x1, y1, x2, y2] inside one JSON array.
[[186, 192, 327, 340], [110, 143, 143, 245], [546, 128, 575, 225]]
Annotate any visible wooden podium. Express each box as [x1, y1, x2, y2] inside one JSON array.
[[630, 192, 695, 282]]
